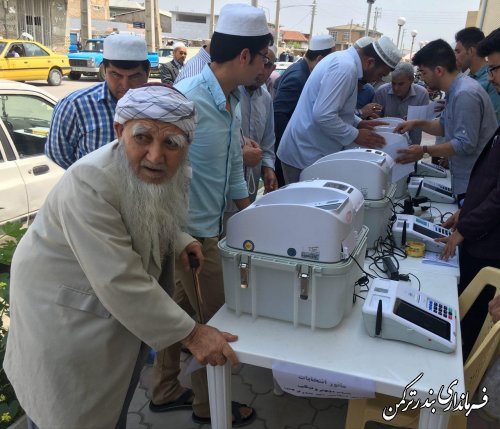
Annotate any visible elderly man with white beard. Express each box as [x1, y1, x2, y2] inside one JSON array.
[[4, 84, 240, 429]]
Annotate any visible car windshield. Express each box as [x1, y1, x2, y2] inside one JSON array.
[[83, 41, 103, 52], [1, 94, 54, 157], [158, 48, 173, 57], [0, 42, 6, 55]]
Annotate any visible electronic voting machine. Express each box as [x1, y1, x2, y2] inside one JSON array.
[[408, 177, 456, 204], [392, 214, 451, 253], [299, 149, 394, 200], [221, 179, 368, 329], [362, 279, 457, 353], [415, 160, 447, 178], [225, 180, 364, 263]]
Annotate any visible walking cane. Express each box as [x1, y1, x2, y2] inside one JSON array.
[[188, 253, 205, 324]]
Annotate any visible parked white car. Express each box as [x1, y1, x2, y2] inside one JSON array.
[[157, 47, 174, 65], [274, 61, 292, 76], [0, 80, 64, 225]]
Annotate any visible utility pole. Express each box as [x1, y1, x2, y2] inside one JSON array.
[[209, 0, 215, 37], [145, 0, 155, 51], [309, 0, 316, 38], [373, 7, 381, 34], [275, 0, 280, 47], [80, 0, 92, 43], [349, 19, 353, 46], [365, 0, 375, 37], [154, 0, 161, 49]]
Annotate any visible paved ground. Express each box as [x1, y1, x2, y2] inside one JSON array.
[[125, 350, 498, 429], [127, 351, 357, 429]]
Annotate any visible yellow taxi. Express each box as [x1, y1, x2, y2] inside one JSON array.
[[0, 39, 71, 86]]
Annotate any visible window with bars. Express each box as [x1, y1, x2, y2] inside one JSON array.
[[26, 16, 42, 26]]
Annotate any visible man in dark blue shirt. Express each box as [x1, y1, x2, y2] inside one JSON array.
[[273, 35, 334, 186]]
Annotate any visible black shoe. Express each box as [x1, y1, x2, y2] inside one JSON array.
[[149, 388, 194, 413]]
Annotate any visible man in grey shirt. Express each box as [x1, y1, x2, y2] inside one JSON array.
[[395, 39, 497, 200], [373, 61, 429, 144]]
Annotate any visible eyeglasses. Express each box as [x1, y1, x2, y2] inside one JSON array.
[[256, 51, 271, 65], [488, 64, 500, 76], [264, 61, 276, 69]]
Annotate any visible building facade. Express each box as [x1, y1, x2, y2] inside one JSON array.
[[111, 9, 171, 34], [327, 24, 382, 51], [466, 1, 500, 36], [69, 0, 109, 20], [0, 0, 69, 52], [170, 11, 218, 41], [280, 30, 309, 50]]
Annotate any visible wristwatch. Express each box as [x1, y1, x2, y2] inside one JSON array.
[[422, 145, 430, 158]]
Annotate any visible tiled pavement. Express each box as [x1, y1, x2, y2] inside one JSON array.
[[125, 351, 498, 429], [126, 351, 366, 429]]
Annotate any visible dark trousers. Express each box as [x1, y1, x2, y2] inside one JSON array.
[[274, 113, 289, 188], [459, 245, 499, 361]]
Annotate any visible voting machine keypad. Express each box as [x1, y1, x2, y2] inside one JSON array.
[[428, 299, 453, 320]]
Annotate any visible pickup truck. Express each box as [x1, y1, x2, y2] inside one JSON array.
[[67, 37, 159, 81]]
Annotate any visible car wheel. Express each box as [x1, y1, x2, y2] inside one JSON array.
[[47, 68, 62, 86], [98, 64, 105, 82], [68, 71, 82, 80]]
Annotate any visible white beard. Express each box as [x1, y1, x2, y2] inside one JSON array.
[[117, 143, 188, 260]]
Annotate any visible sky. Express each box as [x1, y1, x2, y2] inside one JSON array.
[[160, 0, 482, 50]]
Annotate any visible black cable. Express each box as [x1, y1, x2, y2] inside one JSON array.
[[408, 272, 422, 291], [427, 203, 443, 220], [440, 211, 454, 224], [349, 254, 375, 279]]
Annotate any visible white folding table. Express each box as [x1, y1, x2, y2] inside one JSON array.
[[207, 269, 464, 429]]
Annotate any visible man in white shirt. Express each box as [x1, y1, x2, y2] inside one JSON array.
[[277, 36, 402, 184]]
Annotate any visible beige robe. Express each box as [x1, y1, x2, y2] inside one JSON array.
[[4, 142, 195, 428]]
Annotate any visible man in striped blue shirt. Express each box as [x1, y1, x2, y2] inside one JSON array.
[[45, 34, 150, 169], [174, 43, 211, 84]]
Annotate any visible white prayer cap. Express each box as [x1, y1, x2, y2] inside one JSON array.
[[103, 34, 148, 61], [354, 36, 374, 48], [373, 36, 401, 69], [114, 84, 197, 142], [215, 3, 270, 37], [172, 41, 186, 50], [309, 35, 334, 51]]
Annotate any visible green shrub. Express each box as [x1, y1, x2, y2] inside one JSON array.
[[0, 222, 27, 427]]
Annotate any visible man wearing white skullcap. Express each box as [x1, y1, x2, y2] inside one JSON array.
[[273, 34, 334, 186], [354, 36, 374, 48], [46, 33, 150, 169], [149, 3, 273, 426], [5, 84, 242, 429], [160, 41, 188, 85], [277, 35, 402, 183], [352, 36, 382, 120]]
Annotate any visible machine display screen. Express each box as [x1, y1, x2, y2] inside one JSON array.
[[317, 202, 341, 211], [324, 182, 348, 191], [413, 223, 445, 239], [394, 298, 450, 340], [428, 163, 445, 172], [424, 182, 454, 197]]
